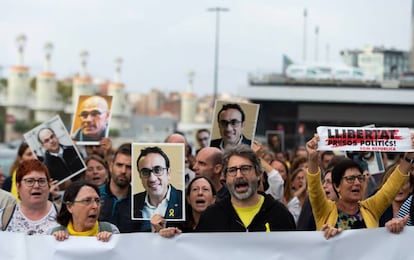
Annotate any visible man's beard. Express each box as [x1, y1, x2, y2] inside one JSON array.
[[113, 175, 130, 188], [227, 177, 258, 200]]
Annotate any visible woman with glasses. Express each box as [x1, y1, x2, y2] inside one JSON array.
[[0, 159, 59, 234], [50, 180, 119, 242], [306, 134, 414, 239]]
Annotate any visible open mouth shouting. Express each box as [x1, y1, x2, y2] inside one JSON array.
[[87, 213, 98, 221], [350, 187, 361, 196], [234, 178, 249, 193], [31, 191, 43, 197]]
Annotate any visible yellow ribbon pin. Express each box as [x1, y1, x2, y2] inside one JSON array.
[[169, 209, 175, 217], [265, 222, 270, 232]]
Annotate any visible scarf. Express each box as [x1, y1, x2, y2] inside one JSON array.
[[67, 220, 99, 236]]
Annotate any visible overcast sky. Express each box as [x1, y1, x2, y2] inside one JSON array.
[[1, 0, 411, 96]]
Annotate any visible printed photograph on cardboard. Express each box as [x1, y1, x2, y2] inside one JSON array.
[[23, 115, 86, 185], [70, 95, 113, 145], [131, 143, 185, 221], [266, 130, 285, 153], [209, 100, 260, 150]]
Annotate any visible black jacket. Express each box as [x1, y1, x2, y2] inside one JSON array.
[[196, 192, 296, 232], [210, 135, 252, 149], [99, 185, 143, 233], [41, 145, 85, 182], [133, 185, 183, 220]]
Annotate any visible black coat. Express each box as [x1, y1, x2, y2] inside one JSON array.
[[41, 145, 85, 182], [210, 135, 252, 149], [196, 192, 296, 232], [133, 185, 183, 220], [99, 185, 143, 233]]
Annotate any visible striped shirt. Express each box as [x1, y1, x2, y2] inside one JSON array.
[[397, 194, 412, 226]]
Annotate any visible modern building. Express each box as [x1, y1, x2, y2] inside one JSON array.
[[239, 80, 414, 151], [340, 47, 410, 81]]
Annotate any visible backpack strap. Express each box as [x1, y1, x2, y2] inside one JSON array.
[[98, 222, 114, 232], [1, 204, 17, 231]]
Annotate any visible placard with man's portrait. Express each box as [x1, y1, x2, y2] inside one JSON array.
[[266, 130, 285, 153], [70, 95, 113, 145], [131, 143, 185, 221], [23, 115, 86, 185], [210, 100, 260, 151]]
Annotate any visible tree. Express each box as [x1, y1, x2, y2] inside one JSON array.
[[13, 120, 32, 134], [57, 80, 73, 103], [109, 129, 120, 138]]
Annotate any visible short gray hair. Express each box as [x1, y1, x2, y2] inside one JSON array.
[[222, 144, 263, 177]]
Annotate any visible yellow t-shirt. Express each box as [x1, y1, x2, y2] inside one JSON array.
[[233, 195, 264, 228]]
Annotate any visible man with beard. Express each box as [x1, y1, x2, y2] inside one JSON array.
[[133, 146, 183, 231], [196, 144, 296, 232], [73, 95, 110, 142], [99, 143, 142, 232]]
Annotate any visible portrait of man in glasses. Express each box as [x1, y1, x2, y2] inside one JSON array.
[[24, 115, 86, 185], [210, 101, 259, 151], [132, 144, 184, 223], [195, 128, 210, 154], [71, 95, 113, 144]]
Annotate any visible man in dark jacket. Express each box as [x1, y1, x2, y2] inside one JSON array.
[[99, 143, 142, 233], [196, 144, 295, 232], [37, 127, 85, 183]]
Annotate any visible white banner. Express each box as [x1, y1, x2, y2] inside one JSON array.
[[317, 126, 412, 152], [1, 227, 414, 260]]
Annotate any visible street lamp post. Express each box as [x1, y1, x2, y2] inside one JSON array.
[[208, 7, 229, 102], [303, 8, 307, 62]]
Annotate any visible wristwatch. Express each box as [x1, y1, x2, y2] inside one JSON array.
[[404, 156, 414, 164]]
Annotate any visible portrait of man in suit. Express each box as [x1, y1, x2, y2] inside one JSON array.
[[132, 144, 184, 221], [24, 115, 86, 185], [210, 102, 259, 151]]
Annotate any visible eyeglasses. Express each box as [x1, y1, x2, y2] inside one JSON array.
[[41, 134, 56, 144], [72, 197, 101, 206], [226, 165, 254, 177], [342, 174, 366, 184], [218, 120, 242, 128], [79, 110, 105, 119], [139, 166, 167, 178], [22, 178, 48, 187]]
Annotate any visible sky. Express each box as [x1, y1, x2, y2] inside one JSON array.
[[0, 0, 412, 96]]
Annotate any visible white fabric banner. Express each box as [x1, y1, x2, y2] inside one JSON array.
[[1, 227, 414, 260], [317, 126, 412, 152]]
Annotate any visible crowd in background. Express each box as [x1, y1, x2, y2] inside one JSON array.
[[0, 127, 413, 243]]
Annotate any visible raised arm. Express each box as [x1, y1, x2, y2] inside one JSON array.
[[306, 134, 320, 174], [253, 141, 284, 201]]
